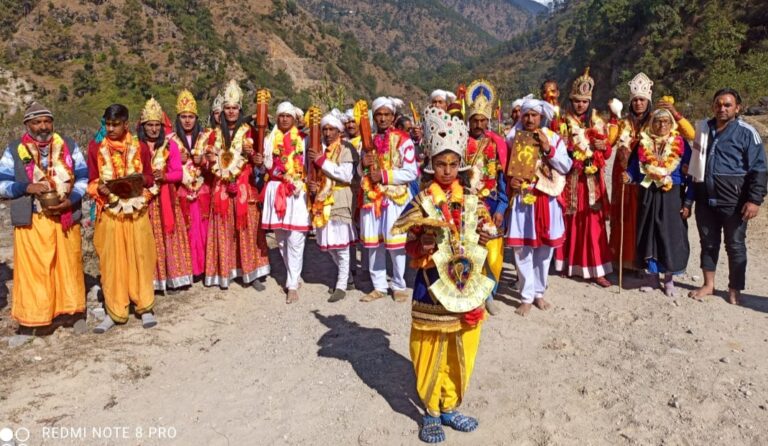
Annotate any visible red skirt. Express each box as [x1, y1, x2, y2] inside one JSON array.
[[557, 174, 613, 278]]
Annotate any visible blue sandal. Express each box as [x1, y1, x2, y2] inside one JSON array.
[[419, 415, 446, 443], [440, 411, 478, 432]]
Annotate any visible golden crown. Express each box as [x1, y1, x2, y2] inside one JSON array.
[[140, 97, 164, 123], [570, 67, 595, 101], [176, 89, 198, 116]]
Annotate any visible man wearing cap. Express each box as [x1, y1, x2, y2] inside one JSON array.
[[506, 99, 572, 316], [308, 109, 358, 302], [87, 103, 158, 333], [262, 100, 310, 303], [556, 69, 614, 287], [0, 102, 88, 343], [359, 97, 418, 303], [465, 82, 508, 315], [203, 79, 270, 291], [141, 97, 194, 292]]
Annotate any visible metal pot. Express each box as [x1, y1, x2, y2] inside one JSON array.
[[38, 190, 61, 209]]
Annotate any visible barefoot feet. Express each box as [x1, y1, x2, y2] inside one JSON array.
[[688, 285, 714, 301], [515, 302, 532, 316], [727, 288, 740, 305], [533, 297, 552, 311]]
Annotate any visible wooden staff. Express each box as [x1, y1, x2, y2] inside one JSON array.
[[355, 100, 376, 173], [306, 106, 322, 203], [255, 89, 271, 156], [619, 182, 625, 294]]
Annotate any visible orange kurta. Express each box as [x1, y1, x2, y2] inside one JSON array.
[[12, 214, 86, 327]]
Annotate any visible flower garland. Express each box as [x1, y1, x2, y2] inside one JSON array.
[[429, 180, 465, 253], [18, 134, 74, 194], [467, 137, 499, 198], [209, 125, 250, 182], [96, 133, 150, 216], [361, 128, 409, 217], [566, 115, 607, 175], [520, 180, 537, 205], [310, 141, 341, 228], [270, 126, 305, 195], [172, 134, 204, 197], [637, 131, 683, 192]]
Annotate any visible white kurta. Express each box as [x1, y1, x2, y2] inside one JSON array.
[[357, 135, 418, 250], [358, 131, 417, 292], [261, 127, 311, 232], [315, 145, 357, 251], [505, 127, 572, 247]]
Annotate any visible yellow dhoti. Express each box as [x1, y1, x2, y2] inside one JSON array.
[[485, 237, 504, 282], [94, 211, 156, 323], [12, 214, 86, 327], [410, 322, 483, 417]]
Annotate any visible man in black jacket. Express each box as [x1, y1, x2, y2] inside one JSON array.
[[687, 88, 767, 304]]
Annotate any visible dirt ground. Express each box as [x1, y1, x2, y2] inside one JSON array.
[[1, 139, 768, 446]]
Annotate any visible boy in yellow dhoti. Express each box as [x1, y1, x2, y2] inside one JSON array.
[[87, 104, 158, 333], [0, 102, 88, 345], [393, 107, 499, 443]]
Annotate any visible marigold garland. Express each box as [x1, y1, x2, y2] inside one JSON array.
[[638, 131, 683, 192]]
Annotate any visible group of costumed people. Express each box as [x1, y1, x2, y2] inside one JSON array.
[[1, 69, 766, 443]]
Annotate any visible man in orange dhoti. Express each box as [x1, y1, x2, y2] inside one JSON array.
[[0, 102, 88, 345], [87, 104, 158, 333]]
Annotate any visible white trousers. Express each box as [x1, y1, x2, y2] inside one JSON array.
[[329, 247, 351, 290], [368, 246, 407, 292], [514, 246, 554, 304], [275, 229, 306, 290]]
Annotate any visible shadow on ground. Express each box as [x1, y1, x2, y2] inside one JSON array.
[[313, 311, 422, 423]]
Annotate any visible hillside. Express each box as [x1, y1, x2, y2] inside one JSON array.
[[441, 0, 768, 115], [440, 0, 547, 41], [295, 0, 542, 77], [0, 0, 420, 125]]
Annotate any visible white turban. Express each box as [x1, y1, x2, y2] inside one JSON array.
[[372, 96, 404, 113], [276, 101, 304, 122], [520, 98, 555, 122], [320, 109, 345, 131], [430, 89, 457, 103], [344, 109, 355, 123], [512, 94, 534, 110]]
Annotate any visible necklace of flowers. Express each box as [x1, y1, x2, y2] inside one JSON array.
[[100, 133, 141, 181], [567, 114, 606, 175], [468, 136, 499, 198], [362, 128, 398, 213], [637, 131, 683, 192], [18, 134, 73, 193], [271, 126, 305, 188], [429, 180, 465, 256], [211, 125, 249, 182]]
